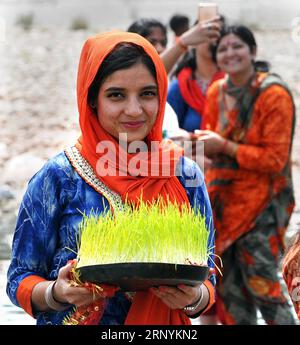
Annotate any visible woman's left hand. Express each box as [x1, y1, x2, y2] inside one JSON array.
[[150, 284, 201, 310], [194, 130, 225, 156]]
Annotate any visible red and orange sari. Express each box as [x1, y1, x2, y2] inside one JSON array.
[[205, 72, 295, 256], [204, 72, 296, 324]]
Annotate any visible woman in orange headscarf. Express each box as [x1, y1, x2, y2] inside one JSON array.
[[6, 31, 216, 325]]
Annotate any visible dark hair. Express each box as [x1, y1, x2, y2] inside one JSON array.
[[88, 42, 157, 109], [88, 42, 157, 105], [212, 24, 270, 72], [172, 49, 197, 77], [169, 14, 189, 36], [127, 18, 167, 41]]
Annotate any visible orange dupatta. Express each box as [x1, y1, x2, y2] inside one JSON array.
[[73, 31, 191, 325], [177, 67, 224, 129]]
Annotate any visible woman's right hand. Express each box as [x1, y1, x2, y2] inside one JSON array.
[[52, 260, 103, 307], [180, 17, 221, 47], [161, 17, 221, 74]]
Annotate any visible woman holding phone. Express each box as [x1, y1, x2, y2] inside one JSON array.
[[161, 5, 224, 138]]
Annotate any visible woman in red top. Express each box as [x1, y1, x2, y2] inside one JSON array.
[[166, 18, 225, 132], [196, 24, 296, 324]]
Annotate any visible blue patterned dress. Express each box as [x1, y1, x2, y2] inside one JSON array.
[[6, 150, 215, 325]]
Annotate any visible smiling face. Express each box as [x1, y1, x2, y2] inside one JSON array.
[[146, 26, 167, 55], [216, 33, 256, 77], [96, 62, 159, 144]]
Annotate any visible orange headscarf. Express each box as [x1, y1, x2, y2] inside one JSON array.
[[75, 31, 190, 206], [74, 31, 191, 325]]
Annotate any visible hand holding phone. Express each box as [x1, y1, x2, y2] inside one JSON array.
[[198, 2, 219, 23]]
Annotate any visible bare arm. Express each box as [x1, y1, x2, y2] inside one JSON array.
[[31, 280, 55, 312], [161, 18, 221, 74]]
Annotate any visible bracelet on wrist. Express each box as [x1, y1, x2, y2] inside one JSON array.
[[182, 286, 204, 313], [45, 281, 70, 311]]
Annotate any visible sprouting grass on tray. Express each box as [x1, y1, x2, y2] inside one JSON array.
[[76, 198, 212, 268]]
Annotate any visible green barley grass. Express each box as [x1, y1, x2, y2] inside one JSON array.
[[76, 198, 212, 268]]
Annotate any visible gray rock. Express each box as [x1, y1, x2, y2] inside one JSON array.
[[3, 153, 46, 184], [0, 242, 11, 260], [0, 185, 15, 201]]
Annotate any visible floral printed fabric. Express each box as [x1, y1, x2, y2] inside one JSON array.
[[204, 73, 295, 255], [204, 72, 296, 324], [216, 209, 295, 324]]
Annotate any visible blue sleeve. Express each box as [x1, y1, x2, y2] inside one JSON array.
[[167, 79, 188, 128], [6, 157, 69, 307], [176, 157, 216, 287]]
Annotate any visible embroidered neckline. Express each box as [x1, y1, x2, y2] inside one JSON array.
[[64, 146, 124, 213]]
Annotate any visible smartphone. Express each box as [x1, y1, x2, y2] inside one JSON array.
[[198, 2, 219, 23]]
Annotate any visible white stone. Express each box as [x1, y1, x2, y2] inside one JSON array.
[[3, 153, 46, 184]]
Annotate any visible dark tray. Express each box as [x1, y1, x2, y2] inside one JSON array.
[[76, 262, 209, 291]]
